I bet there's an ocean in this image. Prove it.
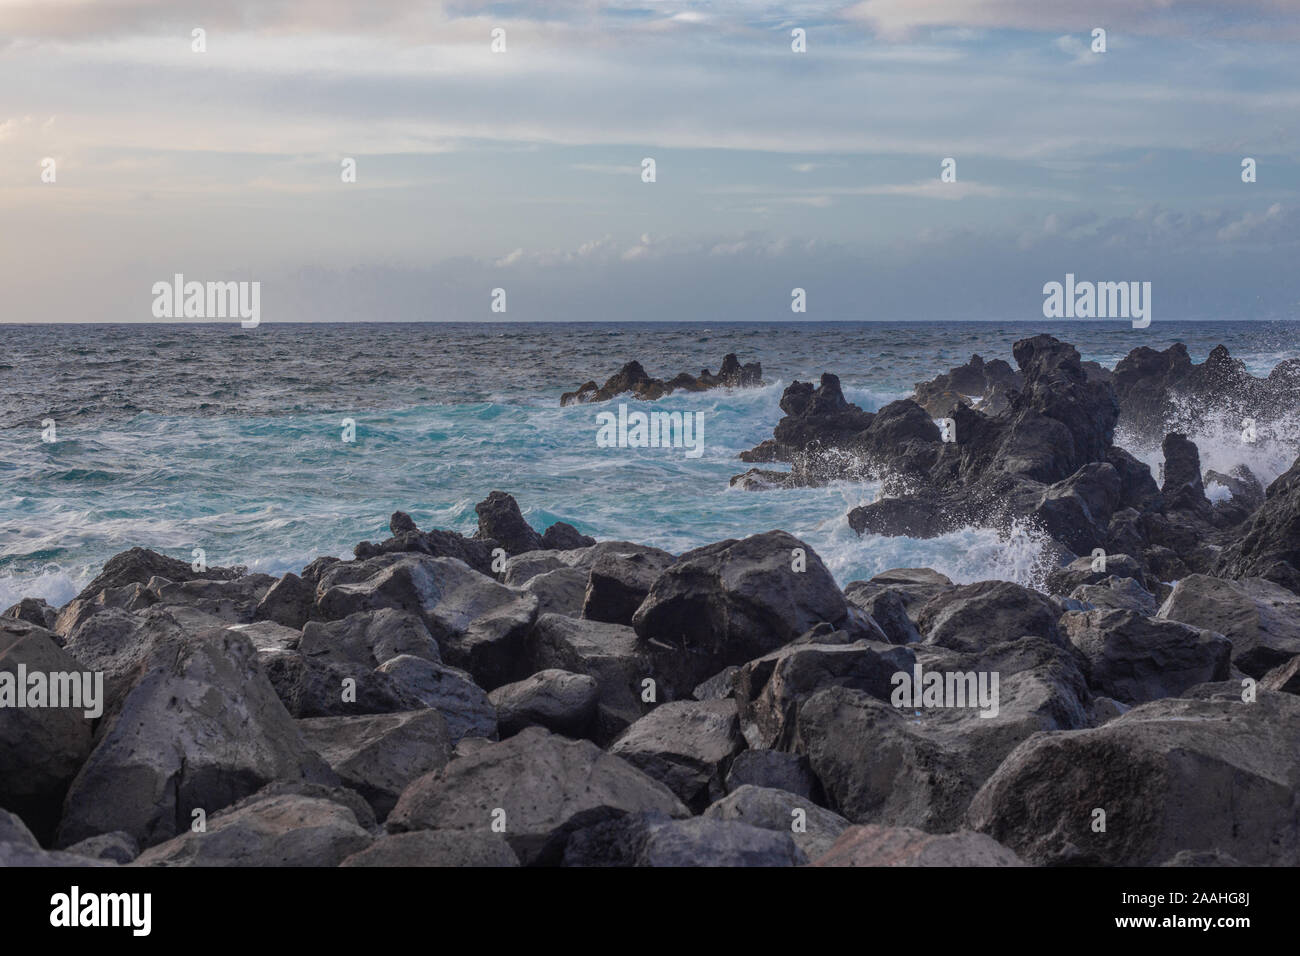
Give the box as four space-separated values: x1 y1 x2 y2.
3 320 1298 609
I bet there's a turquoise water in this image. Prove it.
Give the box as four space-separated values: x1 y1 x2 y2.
3 320 1298 607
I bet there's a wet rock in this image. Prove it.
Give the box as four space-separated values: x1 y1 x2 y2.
1215 452 1300 593
561 355 761 406
915 581 1064 653
72 546 242 603
540 522 596 550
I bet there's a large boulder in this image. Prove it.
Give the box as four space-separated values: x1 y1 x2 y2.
794 636 1090 832
735 639 915 750
915 581 1063 653
724 750 820 800
375 655 497 744
386 727 690 865
1062 609 1231 704
3 597 58 630
525 614 648 744
608 699 744 810
71 547 242 603
474 491 543 555
582 547 675 626
56 626 337 849
1157 574 1300 677
632 531 862 696
0 620 96 841
253 572 316 629
967 685 1300 865
259 650 426 718
488 669 599 738
297 710 452 820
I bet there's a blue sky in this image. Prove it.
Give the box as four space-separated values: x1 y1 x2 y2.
2 0 1298 321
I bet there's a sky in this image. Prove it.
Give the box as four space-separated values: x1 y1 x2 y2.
1 0 1298 322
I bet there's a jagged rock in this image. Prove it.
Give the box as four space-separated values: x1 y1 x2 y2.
1215 452 1300 593
3 597 58 630
55 582 157 636
1261 655 1300 694
151 574 277 625
525 614 647 744
340 830 519 867
474 491 543 555
1062 609 1231 704
632 531 862 696
375 655 497 743
582 547 675 626
297 710 451 820
735 639 916 749
1069 575 1158 615
0 620 96 842
609 699 744 810
386 727 690 865
521 566 588 617
390 511 418 535
724 750 819 800
353 529 499 576
795 635 1090 832
220 620 302 653
915 581 1063 653
1157 574 1300 677
1045 553 1145 596
57 626 337 849
967 685 1300 865
705 785 850 860
540 522 596 550
134 789 373 866
811 824 1024 866
1032 462 1122 554
72 547 242 603
488 669 599 738
254 572 314 629
299 608 440 669
561 355 761 406
315 554 538 689
260 650 426 718
693 666 740 701
848 568 954 612
842 585 919 644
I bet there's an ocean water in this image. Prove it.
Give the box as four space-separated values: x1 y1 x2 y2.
3 320 1299 609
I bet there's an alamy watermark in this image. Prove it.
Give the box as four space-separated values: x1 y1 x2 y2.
891 663 999 718
595 403 704 458
152 274 260 328
1042 273 1150 328
0 665 104 718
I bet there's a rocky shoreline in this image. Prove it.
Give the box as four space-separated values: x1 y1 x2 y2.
3 335 1299 867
